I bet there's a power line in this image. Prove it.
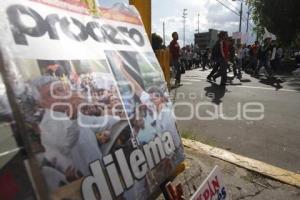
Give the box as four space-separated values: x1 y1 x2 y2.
231 2 255 30
215 0 240 16
215 0 255 31
182 9 187 47
223 0 251 22
214 0 245 20
215 0 257 41
222 0 240 13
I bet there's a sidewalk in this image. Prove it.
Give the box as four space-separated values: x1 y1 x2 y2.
157 141 299 200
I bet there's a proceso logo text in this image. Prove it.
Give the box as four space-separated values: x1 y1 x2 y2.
6 4 145 46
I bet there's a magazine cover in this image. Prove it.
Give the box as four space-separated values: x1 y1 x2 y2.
0 0 184 199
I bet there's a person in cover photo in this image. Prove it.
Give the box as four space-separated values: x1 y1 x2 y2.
31 76 116 190
111 52 182 150
22 59 124 191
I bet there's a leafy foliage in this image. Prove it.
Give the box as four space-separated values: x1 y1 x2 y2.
248 0 300 46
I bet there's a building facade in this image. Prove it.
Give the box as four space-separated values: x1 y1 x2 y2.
194 29 220 50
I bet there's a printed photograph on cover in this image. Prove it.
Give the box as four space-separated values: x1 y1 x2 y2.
105 50 185 192
8 58 136 193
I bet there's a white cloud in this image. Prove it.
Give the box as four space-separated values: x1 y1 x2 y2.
152 0 255 46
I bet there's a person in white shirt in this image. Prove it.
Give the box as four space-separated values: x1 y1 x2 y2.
235 44 243 79
32 76 119 190
113 55 181 148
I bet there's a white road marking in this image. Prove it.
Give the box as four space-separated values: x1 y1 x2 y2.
0 147 22 157
181 79 202 82
179 82 193 85
235 85 298 92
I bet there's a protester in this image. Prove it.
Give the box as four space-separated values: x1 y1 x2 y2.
234 43 243 80
207 31 228 85
275 45 284 71
202 48 210 70
186 48 193 70
181 47 188 71
192 50 200 69
228 38 235 73
246 41 260 75
254 37 274 77
241 44 249 70
207 31 229 86
270 40 277 72
207 48 212 68
169 32 182 86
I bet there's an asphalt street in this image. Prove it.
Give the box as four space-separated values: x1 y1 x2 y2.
172 68 300 173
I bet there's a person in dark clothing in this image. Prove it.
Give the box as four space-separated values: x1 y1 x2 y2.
246 41 259 75
202 48 210 70
169 32 181 86
254 38 273 77
207 31 228 86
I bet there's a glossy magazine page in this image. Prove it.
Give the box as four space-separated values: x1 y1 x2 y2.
0 0 184 199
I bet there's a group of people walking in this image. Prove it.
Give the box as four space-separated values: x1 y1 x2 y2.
169 31 284 88
169 32 213 86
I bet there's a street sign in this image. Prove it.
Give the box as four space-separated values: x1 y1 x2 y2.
190 166 227 200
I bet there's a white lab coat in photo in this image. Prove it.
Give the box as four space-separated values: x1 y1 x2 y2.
39 110 121 189
140 92 181 147
156 103 181 148
39 109 78 173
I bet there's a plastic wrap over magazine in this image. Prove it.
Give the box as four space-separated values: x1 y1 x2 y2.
0 0 184 199
0 77 37 200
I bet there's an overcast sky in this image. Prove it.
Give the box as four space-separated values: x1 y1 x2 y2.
99 0 255 46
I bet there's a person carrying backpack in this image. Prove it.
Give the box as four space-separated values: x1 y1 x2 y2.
207 31 228 86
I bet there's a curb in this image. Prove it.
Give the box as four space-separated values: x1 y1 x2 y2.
182 138 300 188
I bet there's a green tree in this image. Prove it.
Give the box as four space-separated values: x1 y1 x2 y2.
249 0 300 46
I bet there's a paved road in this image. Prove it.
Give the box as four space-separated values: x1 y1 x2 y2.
0 123 18 168
172 68 300 173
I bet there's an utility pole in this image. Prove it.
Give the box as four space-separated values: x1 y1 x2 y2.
182 8 187 47
239 2 243 32
245 10 250 43
163 21 166 46
246 10 250 33
197 13 200 33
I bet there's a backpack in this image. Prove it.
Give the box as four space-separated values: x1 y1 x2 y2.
212 40 221 60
